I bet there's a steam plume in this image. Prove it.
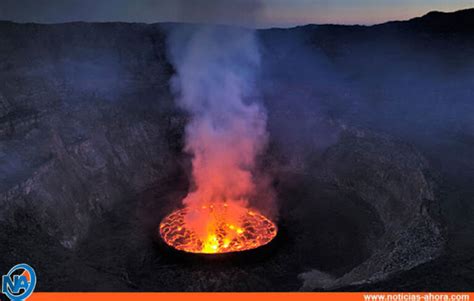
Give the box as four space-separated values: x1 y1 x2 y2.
167 25 270 239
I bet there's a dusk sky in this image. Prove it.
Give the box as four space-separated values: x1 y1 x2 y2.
0 0 473 27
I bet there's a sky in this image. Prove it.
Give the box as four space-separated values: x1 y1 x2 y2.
0 0 473 27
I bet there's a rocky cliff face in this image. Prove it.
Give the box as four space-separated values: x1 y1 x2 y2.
0 22 184 248
299 128 445 290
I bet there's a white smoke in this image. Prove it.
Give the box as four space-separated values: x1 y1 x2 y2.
167 25 273 237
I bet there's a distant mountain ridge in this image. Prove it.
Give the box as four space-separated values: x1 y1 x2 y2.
0 7 473 31
380 7 474 32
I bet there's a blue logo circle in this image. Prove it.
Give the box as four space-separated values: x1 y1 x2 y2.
2 263 36 301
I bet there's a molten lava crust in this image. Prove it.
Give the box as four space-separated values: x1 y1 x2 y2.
159 207 277 254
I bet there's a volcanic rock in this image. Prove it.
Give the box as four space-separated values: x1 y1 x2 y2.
300 128 445 290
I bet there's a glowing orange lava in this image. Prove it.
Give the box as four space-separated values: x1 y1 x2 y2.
159 205 277 254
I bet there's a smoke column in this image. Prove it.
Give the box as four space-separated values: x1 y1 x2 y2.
167 25 271 240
